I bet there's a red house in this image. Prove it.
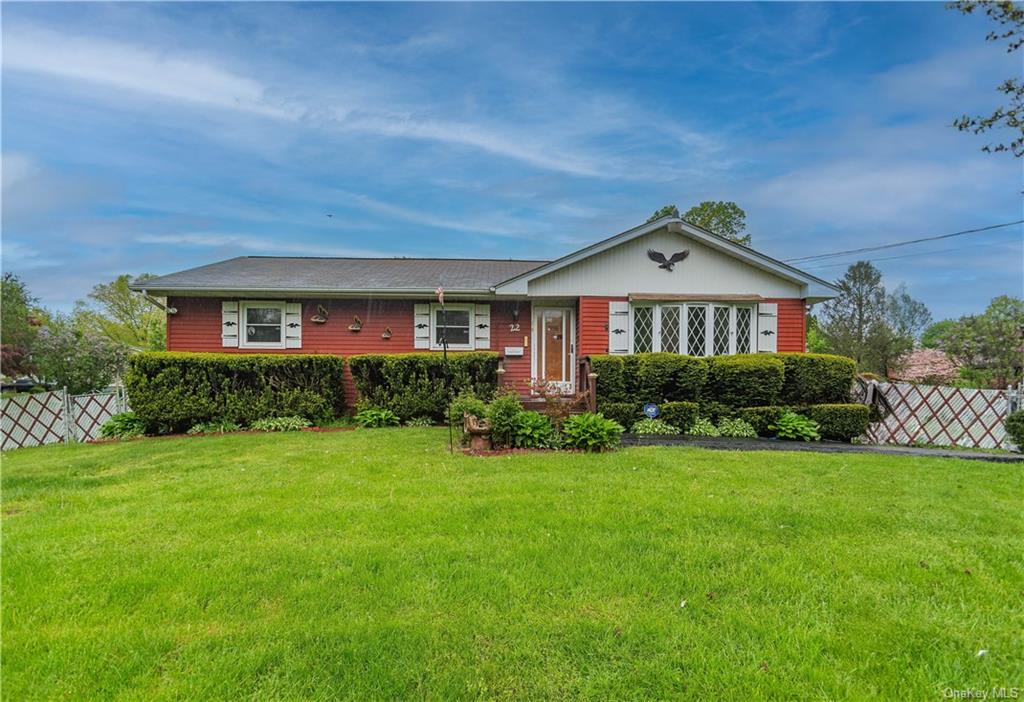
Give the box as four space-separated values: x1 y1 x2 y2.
132 216 839 399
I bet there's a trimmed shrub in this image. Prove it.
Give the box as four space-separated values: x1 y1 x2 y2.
487 391 523 448
778 353 856 405
738 406 791 437
354 407 401 428
770 412 820 441
717 417 758 438
250 416 311 432
99 412 146 439
706 354 784 409
561 413 623 452
630 418 680 435
687 417 721 437
449 391 488 426
1005 410 1024 452
697 400 738 423
598 401 643 430
125 352 346 434
589 354 707 404
349 352 498 422
512 411 558 449
803 404 870 442
659 401 700 431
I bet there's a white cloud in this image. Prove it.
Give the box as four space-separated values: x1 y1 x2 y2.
3 27 300 120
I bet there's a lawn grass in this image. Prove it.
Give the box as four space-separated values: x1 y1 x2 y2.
3 429 1022 700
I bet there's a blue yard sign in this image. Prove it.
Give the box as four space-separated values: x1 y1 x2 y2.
643 403 660 418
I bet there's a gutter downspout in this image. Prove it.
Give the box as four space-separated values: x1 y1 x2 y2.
140 290 177 314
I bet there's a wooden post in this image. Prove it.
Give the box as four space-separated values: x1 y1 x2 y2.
588 373 598 413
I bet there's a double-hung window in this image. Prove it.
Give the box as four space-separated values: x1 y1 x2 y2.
240 301 286 349
632 302 755 356
431 303 473 350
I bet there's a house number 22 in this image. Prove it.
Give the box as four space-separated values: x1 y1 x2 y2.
508 323 521 332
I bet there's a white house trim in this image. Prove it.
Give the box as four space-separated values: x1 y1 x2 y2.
492 216 840 301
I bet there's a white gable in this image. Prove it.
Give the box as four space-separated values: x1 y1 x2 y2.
522 228 803 298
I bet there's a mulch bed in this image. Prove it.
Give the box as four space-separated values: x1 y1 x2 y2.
620 434 1023 463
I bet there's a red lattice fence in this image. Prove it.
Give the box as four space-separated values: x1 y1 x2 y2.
857 381 1018 450
1 388 128 450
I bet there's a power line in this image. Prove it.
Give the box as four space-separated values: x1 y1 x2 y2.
800 236 1022 271
784 220 1023 264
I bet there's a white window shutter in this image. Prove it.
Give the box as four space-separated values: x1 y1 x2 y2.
608 301 630 355
222 301 239 348
414 303 430 349
285 302 302 348
757 303 778 353
473 304 490 350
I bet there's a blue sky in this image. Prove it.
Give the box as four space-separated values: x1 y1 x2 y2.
2 2 1021 319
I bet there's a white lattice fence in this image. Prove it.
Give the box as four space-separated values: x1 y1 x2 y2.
862 382 1014 450
1 388 128 450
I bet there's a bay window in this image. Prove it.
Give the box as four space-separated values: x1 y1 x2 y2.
631 302 755 356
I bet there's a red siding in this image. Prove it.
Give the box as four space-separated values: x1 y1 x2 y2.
167 297 532 402
578 296 627 357
765 298 807 352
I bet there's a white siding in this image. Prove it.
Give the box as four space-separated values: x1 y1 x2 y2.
526 229 802 298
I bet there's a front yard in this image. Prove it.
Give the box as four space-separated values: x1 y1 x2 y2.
3 430 1021 699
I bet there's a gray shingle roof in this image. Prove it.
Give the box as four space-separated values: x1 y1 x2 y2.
132 256 549 294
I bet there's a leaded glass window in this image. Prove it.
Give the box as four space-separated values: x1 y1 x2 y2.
660 306 681 353
713 307 731 355
687 305 707 356
633 306 654 353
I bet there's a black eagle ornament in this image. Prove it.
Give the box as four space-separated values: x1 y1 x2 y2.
647 249 690 271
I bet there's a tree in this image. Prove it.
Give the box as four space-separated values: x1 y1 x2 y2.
920 319 958 349
1 273 42 376
886 284 933 341
940 295 1024 387
32 313 128 394
647 200 751 246
817 261 888 368
75 274 165 351
647 204 680 221
817 262 932 376
950 1 1024 156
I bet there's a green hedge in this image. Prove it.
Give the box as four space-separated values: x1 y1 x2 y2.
738 404 869 442
737 406 790 436
590 352 855 411
660 401 700 431
597 401 643 430
802 404 871 442
590 354 707 404
777 353 856 405
1005 410 1024 451
349 352 498 422
125 352 346 433
706 354 785 409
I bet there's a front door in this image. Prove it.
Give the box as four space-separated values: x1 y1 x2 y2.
534 307 575 393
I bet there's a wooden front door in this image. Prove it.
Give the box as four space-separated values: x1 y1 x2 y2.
534 307 574 393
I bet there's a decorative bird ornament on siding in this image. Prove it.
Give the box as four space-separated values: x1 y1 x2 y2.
647 249 690 271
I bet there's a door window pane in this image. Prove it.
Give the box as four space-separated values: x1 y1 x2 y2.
543 312 565 381
687 306 707 356
633 306 654 353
